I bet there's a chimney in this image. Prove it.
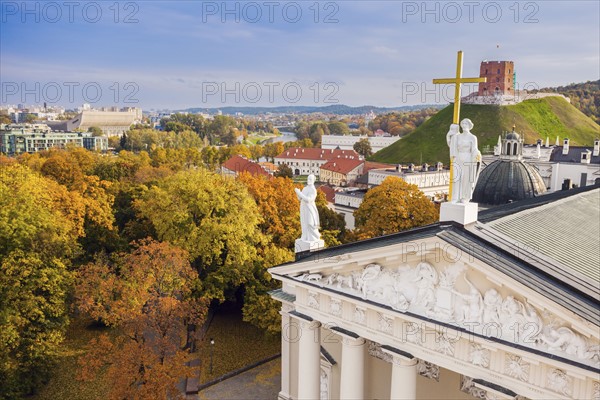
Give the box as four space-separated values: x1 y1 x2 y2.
536 142 541 159
594 139 600 156
436 161 443 171
562 138 570 155
555 136 560 147
581 150 591 164
545 137 549 148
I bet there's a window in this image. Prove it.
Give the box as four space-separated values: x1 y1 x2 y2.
485 69 488 74
513 143 518 155
496 77 500 82
506 143 511 155
497 69 500 74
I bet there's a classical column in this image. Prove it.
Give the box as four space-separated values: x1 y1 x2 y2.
278 305 294 400
297 319 321 400
339 336 366 400
389 355 418 400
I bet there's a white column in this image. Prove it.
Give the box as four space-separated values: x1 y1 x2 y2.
390 355 418 400
297 320 321 400
339 336 366 400
278 305 293 400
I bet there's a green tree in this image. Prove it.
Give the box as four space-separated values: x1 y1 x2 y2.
88 126 103 136
0 165 84 397
328 121 350 136
134 169 264 302
354 177 438 239
353 138 373 157
274 163 293 179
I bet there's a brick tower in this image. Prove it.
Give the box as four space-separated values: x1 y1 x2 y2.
478 61 515 96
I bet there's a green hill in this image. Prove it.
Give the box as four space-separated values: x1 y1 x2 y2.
370 96 600 164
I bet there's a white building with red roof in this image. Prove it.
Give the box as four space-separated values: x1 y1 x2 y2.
319 156 364 186
274 148 360 177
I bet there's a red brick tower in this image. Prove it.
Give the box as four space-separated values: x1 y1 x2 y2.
478 61 514 96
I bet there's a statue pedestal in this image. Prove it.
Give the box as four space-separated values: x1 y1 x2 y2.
295 239 325 254
440 202 478 225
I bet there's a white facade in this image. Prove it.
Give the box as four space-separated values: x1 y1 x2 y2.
321 135 400 153
368 169 450 200
333 191 366 229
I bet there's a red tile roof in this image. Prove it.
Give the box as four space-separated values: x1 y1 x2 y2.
320 157 363 174
222 155 271 178
317 185 336 203
275 147 359 161
364 161 395 172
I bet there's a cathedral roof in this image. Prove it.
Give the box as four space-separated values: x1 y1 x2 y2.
472 159 547 205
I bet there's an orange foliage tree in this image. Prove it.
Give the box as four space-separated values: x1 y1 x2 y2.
76 239 208 399
354 177 438 239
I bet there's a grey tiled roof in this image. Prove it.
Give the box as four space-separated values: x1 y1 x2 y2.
550 146 600 164
268 288 296 303
486 188 600 284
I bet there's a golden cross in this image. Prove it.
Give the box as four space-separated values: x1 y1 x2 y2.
433 51 486 124
432 51 486 200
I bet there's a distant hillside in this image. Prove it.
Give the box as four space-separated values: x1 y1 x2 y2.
533 80 599 124
182 104 442 116
370 96 600 164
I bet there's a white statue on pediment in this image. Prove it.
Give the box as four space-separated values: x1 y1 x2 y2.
295 174 321 242
447 119 481 203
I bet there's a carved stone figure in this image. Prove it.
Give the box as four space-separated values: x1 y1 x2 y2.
412 262 438 311
378 313 393 333
547 369 572 396
436 332 455 356
447 119 480 203
368 341 393 363
542 326 590 359
354 307 366 324
454 275 483 323
295 174 321 242
308 292 319 309
469 344 490 368
505 354 529 382
417 360 440 381
482 289 502 324
330 299 342 316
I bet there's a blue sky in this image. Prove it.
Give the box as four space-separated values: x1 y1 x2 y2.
1 1 598 109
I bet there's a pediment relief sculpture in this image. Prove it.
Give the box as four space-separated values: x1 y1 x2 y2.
294 261 600 368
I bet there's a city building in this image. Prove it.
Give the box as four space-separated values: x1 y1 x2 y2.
333 189 367 229
482 134 600 193
274 148 360 177
319 157 364 187
44 107 142 137
321 135 400 153
367 163 449 200
0 123 108 154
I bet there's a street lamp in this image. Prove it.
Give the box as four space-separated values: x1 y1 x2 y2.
209 338 214 375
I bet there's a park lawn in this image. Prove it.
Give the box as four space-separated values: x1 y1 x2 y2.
197 309 280 383
30 317 115 400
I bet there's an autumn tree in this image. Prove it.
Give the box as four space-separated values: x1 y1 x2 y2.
353 177 438 239
0 164 84 397
353 138 373 157
274 163 293 179
263 142 284 162
76 239 207 400
134 169 264 302
238 172 300 250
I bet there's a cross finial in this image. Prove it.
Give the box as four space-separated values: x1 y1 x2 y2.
433 51 487 124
